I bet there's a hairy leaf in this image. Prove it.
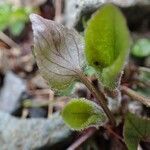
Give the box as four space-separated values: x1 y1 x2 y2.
61 98 107 130
124 113 150 150
85 4 131 89
30 14 84 90
131 39 150 58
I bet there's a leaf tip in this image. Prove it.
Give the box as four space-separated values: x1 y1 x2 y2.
29 13 47 34
30 13 40 24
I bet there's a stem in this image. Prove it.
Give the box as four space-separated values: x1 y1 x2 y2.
104 126 127 150
133 78 150 88
0 31 18 48
77 71 116 126
121 86 150 107
48 90 54 118
67 128 96 150
21 108 29 119
54 0 62 23
104 126 124 142
139 67 150 73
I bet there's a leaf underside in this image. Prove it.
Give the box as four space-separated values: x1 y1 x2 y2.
124 113 150 150
30 14 84 90
85 3 131 90
61 98 107 130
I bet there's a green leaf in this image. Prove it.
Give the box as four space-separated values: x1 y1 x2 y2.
30 14 84 90
0 3 32 35
57 81 75 96
85 3 131 90
84 66 96 76
131 39 150 58
0 3 11 30
9 21 25 36
124 113 150 150
61 98 107 130
135 68 150 97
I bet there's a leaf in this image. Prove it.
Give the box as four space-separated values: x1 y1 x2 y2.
30 14 84 90
57 82 75 96
0 3 32 36
85 4 131 90
131 39 150 58
10 21 25 36
61 98 107 130
136 69 150 97
0 3 11 30
124 112 150 150
84 66 96 76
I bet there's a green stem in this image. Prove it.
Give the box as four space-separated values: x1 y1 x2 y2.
121 86 150 107
77 71 116 126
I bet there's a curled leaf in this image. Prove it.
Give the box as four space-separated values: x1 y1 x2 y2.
30 14 84 90
85 4 131 90
61 98 107 131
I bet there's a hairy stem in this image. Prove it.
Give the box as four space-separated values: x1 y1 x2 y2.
77 71 116 126
121 86 150 107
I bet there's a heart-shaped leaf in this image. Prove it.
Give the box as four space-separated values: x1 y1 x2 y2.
85 4 131 90
61 98 107 130
30 14 84 90
124 113 150 150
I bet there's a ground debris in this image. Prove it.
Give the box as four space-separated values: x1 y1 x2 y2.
0 111 71 149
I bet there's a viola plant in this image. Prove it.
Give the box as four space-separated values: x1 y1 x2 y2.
30 3 150 150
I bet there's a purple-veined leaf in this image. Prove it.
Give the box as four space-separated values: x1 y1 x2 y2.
30 14 84 90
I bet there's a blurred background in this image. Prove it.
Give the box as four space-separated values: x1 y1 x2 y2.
0 0 150 149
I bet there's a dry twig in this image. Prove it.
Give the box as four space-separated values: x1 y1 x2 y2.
121 86 150 107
